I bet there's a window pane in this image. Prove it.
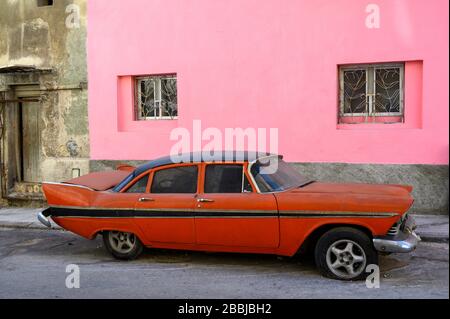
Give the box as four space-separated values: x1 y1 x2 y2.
126 174 149 193
161 77 177 117
375 68 401 113
205 165 243 193
136 75 177 120
139 79 156 118
151 166 197 193
342 69 367 114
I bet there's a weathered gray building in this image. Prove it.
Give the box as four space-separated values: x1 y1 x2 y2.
0 0 88 205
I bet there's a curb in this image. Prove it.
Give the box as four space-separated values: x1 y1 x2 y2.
0 221 62 231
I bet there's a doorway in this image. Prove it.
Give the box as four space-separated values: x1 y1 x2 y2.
0 84 43 199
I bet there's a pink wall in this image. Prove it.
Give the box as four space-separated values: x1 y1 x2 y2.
87 0 449 164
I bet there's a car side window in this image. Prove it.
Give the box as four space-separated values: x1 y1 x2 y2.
205 164 249 193
151 166 198 193
125 174 149 193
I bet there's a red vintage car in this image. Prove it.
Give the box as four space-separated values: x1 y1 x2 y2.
38 152 420 280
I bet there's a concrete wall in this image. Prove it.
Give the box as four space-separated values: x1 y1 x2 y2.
291 163 449 214
0 0 89 204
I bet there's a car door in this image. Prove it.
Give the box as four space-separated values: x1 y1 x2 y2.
133 164 199 244
194 163 279 248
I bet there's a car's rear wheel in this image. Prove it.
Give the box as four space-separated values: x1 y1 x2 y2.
103 230 143 260
314 227 378 281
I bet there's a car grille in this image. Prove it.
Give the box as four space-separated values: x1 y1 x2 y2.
387 214 409 236
387 224 400 236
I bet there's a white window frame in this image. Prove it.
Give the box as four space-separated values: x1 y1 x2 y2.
339 63 404 118
135 75 177 120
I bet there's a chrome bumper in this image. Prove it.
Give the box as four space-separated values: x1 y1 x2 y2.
373 215 421 253
37 209 52 228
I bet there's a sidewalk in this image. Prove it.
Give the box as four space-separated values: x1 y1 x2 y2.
0 207 448 243
0 207 62 231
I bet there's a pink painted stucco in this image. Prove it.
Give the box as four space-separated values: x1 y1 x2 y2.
87 0 449 164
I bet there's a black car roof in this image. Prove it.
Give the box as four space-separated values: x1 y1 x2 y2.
134 151 278 176
112 151 278 192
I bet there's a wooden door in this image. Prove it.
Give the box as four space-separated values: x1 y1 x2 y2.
21 101 41 182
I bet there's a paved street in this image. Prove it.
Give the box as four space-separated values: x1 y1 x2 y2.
0 227 448 299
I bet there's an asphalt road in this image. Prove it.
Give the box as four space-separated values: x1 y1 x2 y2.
0 227 448 299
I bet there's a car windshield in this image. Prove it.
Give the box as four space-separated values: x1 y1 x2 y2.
250 156 311 192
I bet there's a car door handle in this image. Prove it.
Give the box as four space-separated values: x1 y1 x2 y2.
138 197 154 202
197 198 214 203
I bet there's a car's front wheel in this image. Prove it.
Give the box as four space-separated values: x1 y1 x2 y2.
314 227 378 280
103 230 144 260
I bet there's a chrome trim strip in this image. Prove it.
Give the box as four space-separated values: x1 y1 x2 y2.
48 205 278 214
279 215 392 219
56 215 277 219
50 205 195 212
280 210 398 217
198 209 278 214
42 181 95 192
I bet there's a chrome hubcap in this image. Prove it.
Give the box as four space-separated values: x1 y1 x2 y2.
326 239 366 279
108 231 136 254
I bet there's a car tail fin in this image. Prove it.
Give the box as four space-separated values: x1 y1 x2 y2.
392 184 413 193
42 182 95 207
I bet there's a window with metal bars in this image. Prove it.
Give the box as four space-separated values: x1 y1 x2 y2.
135 75 177 120
339 63 404 124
